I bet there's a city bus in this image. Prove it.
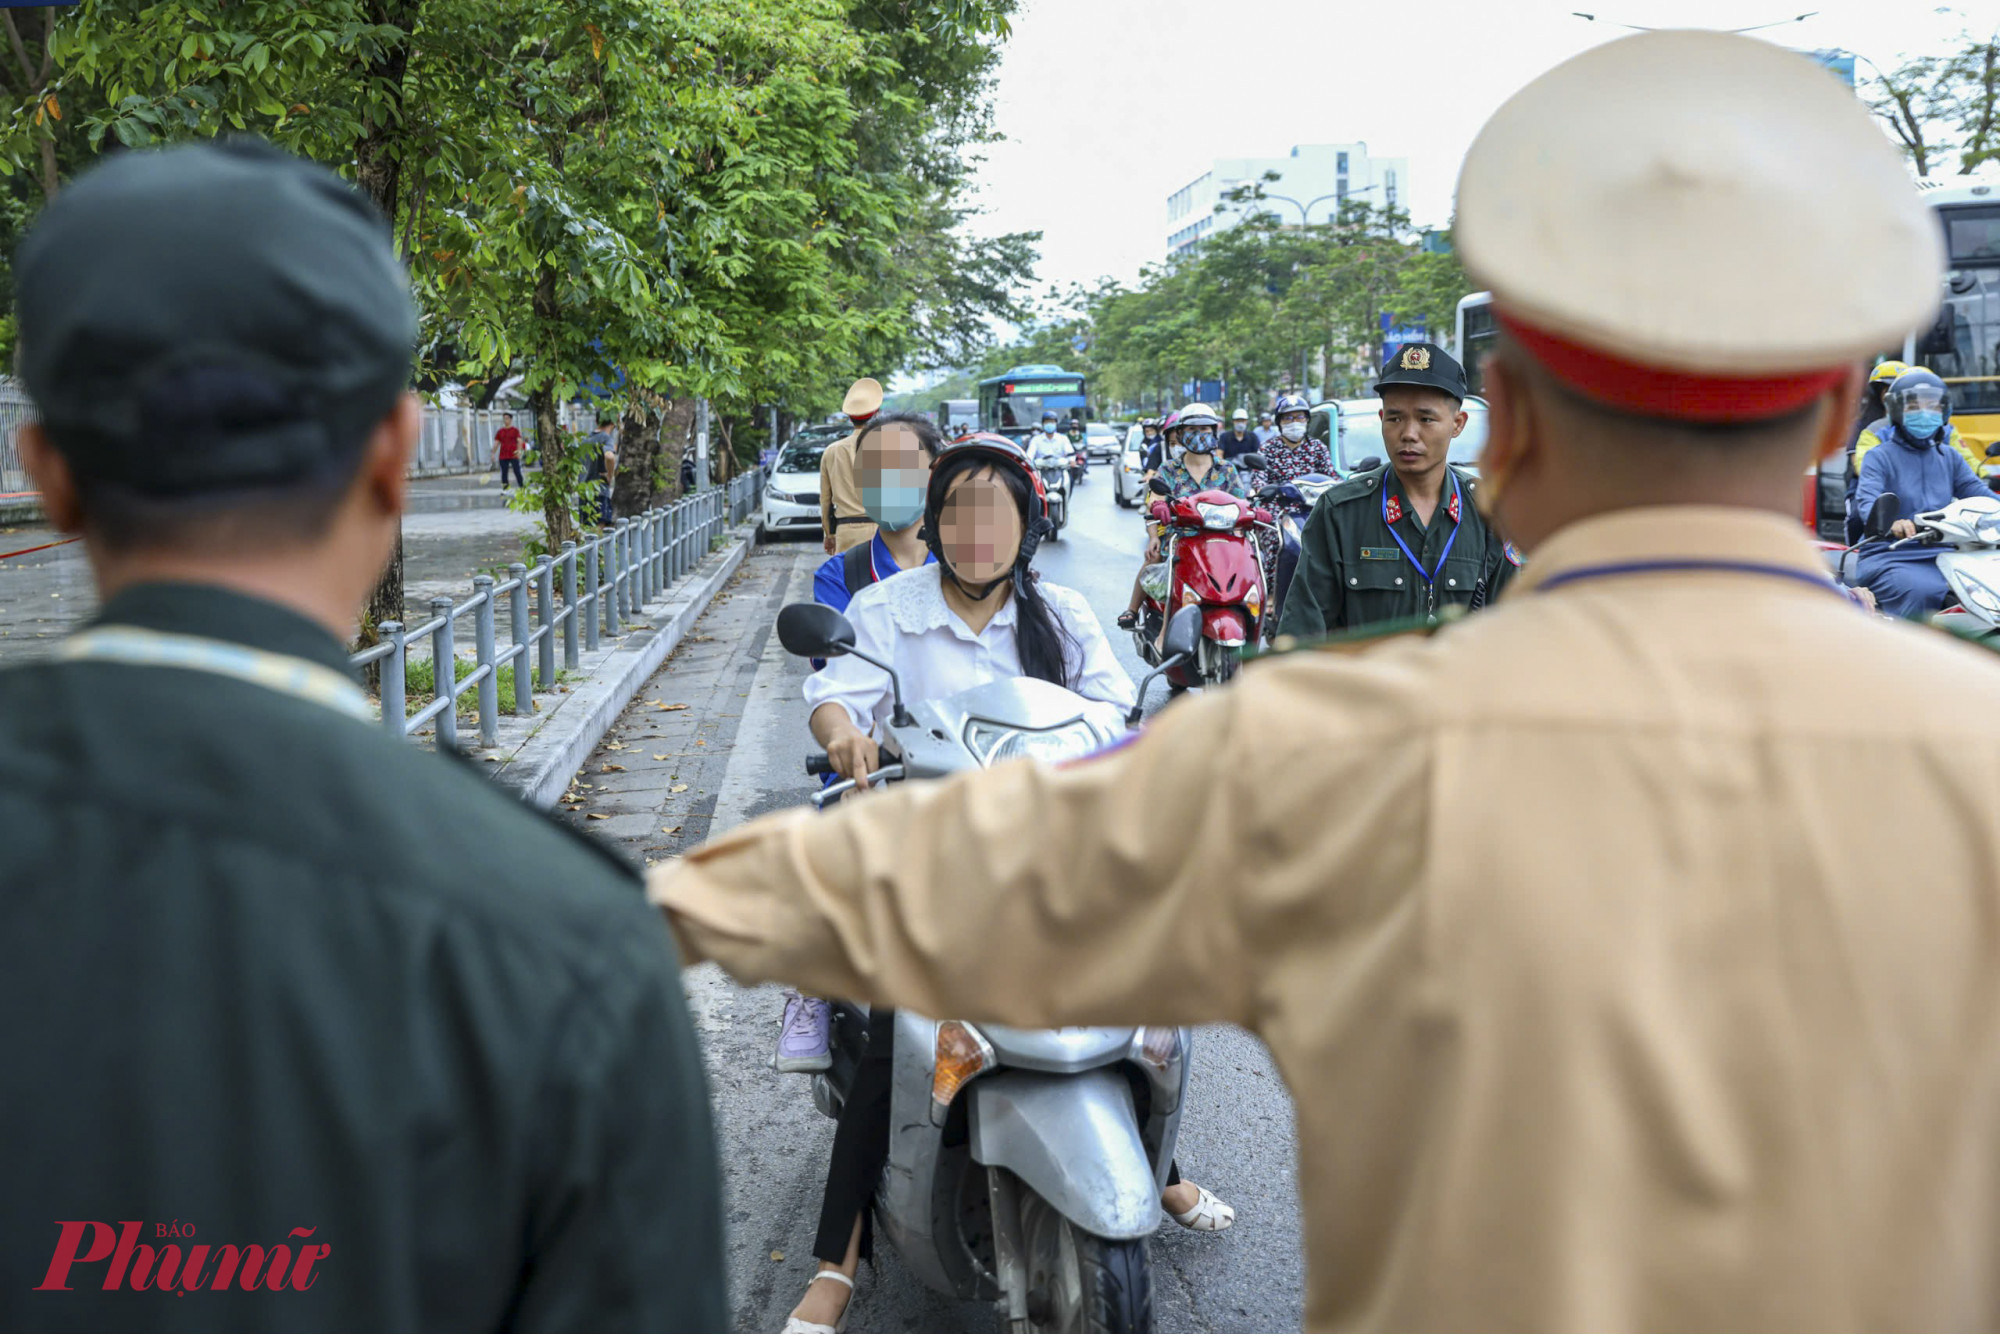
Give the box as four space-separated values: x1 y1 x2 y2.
1912 177 2000 459
976 364 1088 443
1454 291 1498 396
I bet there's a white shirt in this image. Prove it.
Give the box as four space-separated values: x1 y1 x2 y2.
1028 431 1071 466
804 564 1135 736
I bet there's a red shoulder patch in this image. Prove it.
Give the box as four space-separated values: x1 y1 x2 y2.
1384 494 1403 525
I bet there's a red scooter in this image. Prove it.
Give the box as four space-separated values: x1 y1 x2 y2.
1131 476 1270 689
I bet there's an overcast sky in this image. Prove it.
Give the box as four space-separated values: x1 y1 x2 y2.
961 0 1978 301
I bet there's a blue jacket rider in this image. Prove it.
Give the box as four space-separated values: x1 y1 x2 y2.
1853 368 1986 620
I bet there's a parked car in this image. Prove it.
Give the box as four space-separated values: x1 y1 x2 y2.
1308 396 1491 476
1114 424 1152 508
1084 421 1123 460
760 424 847 537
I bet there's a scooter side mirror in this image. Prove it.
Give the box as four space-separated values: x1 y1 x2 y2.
1148 476 1171 497
1985 440 2000 458
1355 456 1384 472
777 602 856 658
1255 484 1282 502
1238 452 1270 471
1161 604 1202 661
1864 492 1901 539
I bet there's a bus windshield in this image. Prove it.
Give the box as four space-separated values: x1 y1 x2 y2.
1922 205 2000 415
979 368 1087 437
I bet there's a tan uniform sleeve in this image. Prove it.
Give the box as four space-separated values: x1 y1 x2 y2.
817 443 839 533
649 656 1427 1031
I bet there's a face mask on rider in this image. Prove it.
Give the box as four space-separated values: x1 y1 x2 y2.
1279 421 1307 443
858 423 931 531
1902 409 1946 441
937 471 1024 591
1180 428 1216 456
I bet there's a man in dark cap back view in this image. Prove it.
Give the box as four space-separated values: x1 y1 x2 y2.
0 140 725 1333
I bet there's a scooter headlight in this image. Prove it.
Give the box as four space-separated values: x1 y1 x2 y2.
1197 502 1238 530
1957 572 2000 615
1976 514 2000 545
963 719 1102 766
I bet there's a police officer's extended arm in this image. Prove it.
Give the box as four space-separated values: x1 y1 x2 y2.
1276 502 1343 639
650 666 1421 1030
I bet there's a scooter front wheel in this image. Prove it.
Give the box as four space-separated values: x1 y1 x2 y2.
1016 1190 1153 1334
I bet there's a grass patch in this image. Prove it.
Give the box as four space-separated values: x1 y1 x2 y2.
403 655 525 718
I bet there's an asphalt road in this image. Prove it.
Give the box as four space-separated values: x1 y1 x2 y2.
567 473 1304 1334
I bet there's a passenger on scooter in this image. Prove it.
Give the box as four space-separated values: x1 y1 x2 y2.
1851 362 1988 492
776 413 943 1076
1143 409 1178 475
1253 392 1335 582
1852 368 1988 620
1116 403 1251 632
782 436 1231 1334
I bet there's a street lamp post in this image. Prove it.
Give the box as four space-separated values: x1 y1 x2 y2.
1263 183 1378 227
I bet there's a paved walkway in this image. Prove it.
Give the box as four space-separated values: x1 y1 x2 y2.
0 473 537 663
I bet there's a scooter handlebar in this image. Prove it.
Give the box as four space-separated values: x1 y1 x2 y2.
805 746 883 776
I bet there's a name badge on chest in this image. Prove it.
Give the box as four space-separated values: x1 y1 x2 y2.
1359 547 1402 561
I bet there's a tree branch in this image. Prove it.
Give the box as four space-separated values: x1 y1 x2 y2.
2 12 37 96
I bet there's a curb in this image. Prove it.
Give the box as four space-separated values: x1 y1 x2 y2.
490 522 756 808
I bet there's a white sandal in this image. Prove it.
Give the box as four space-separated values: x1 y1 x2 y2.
1169 1185 1237 1233
781 1269 855 1334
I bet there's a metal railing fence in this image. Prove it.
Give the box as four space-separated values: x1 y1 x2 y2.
352 470 763 747
1 381 36 495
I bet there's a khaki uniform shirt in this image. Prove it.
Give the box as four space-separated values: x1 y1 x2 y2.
654 505 2000 1334
817 431 876 553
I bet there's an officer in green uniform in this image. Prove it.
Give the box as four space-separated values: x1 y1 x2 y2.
0 141 724 1332
1276 341 1518 640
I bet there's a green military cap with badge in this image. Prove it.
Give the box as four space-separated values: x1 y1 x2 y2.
1376 341 1467 401
15 137 417 499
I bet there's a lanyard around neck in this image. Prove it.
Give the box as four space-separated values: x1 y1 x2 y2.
53 626 376 724
1383 473 1459 585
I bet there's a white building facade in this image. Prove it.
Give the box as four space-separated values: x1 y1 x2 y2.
1165 142 1409 256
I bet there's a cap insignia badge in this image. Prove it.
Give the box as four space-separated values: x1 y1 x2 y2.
1401 346 1431 371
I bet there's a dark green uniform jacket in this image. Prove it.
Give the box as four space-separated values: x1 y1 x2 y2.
1276 463 1518 638
0 584 724 1334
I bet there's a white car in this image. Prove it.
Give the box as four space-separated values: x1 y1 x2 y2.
1114 424 1154 508
1084 421 1123 460
760 427 844 537
1311 396 1490 476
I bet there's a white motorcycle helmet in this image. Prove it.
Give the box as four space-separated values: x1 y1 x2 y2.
1175 403 1223 455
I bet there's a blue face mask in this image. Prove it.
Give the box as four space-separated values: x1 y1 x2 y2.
863 482 926 531
1902 409 1945 441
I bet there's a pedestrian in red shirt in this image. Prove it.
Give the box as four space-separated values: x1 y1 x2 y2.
495 414 525 489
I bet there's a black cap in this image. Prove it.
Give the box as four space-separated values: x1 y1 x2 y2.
1374 341 1467 401
16 139 417 497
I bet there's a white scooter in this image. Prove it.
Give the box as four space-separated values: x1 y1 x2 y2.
776 601 1202 1334
1881 491 2000 640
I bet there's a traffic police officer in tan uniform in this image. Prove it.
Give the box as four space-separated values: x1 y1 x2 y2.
654 32 2000 1334
818 377 884 555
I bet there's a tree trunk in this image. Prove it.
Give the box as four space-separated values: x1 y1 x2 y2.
529 265 576 547
351 0 419 659
611 401 663 516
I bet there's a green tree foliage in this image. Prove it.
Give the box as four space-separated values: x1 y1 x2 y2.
0 0 1032 625
1865 27 2000 177
977 192 1471 418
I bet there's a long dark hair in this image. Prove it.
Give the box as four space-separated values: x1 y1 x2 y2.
925 449 1079 688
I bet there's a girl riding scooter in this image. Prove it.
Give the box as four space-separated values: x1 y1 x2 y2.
785 436 1235 1334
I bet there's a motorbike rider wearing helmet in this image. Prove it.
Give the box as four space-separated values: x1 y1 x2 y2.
1027 409 1070 471
1117 402 1252 633
1253 393 1336 586
1144 409 1179 475
1852 368 1990 620
784 436 1230 1334
1841 360 1908 541
1852 362 1986 483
